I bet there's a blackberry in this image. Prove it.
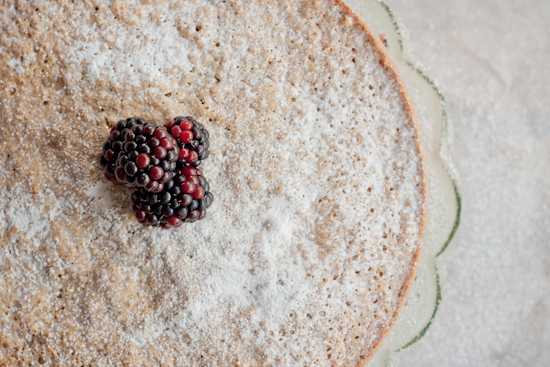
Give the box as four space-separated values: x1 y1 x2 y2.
165 116 210 168
101 116 214 229
101 118 179 192
131 167 213 228
100 117 146 184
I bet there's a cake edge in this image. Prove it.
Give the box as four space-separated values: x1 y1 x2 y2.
331 0 428 364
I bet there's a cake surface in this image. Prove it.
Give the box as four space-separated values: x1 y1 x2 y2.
0 0 426 366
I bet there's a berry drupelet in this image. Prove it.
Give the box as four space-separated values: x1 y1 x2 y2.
165 116 210 168
131 166 214 228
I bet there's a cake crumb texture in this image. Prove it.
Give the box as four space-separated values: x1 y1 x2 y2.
0 0 425 366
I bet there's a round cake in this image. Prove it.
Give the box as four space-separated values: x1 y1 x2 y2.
0 0 426 365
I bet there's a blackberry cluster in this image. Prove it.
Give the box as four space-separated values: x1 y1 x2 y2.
131 166 214 228
100 116 214 229
100 117 146 184
165 116 210 168
100 118 179 192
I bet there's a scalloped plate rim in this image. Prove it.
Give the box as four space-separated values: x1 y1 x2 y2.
354 0 463 365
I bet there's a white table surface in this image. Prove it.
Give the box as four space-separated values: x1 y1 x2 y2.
378 0 550 366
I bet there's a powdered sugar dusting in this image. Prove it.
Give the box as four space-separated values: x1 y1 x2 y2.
7 58 25 75
0 0 425 365
68 17 196 86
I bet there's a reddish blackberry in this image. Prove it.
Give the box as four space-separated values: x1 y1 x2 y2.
165 116 210 168
131 167 213 228
102 119 179 192
101 116 213 228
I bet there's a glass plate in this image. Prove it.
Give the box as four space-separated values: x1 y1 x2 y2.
344 1 462 366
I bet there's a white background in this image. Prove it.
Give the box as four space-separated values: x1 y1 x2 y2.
381 0 550 366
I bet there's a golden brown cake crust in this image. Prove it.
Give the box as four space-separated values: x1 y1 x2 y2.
0 0 426 365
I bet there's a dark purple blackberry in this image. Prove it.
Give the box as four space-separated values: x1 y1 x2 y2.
100 117 146 183
100 116 214 228
131 168 213 229
102 119 180 192
164 116 210 168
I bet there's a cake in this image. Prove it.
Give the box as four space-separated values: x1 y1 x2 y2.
0 0 426 365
